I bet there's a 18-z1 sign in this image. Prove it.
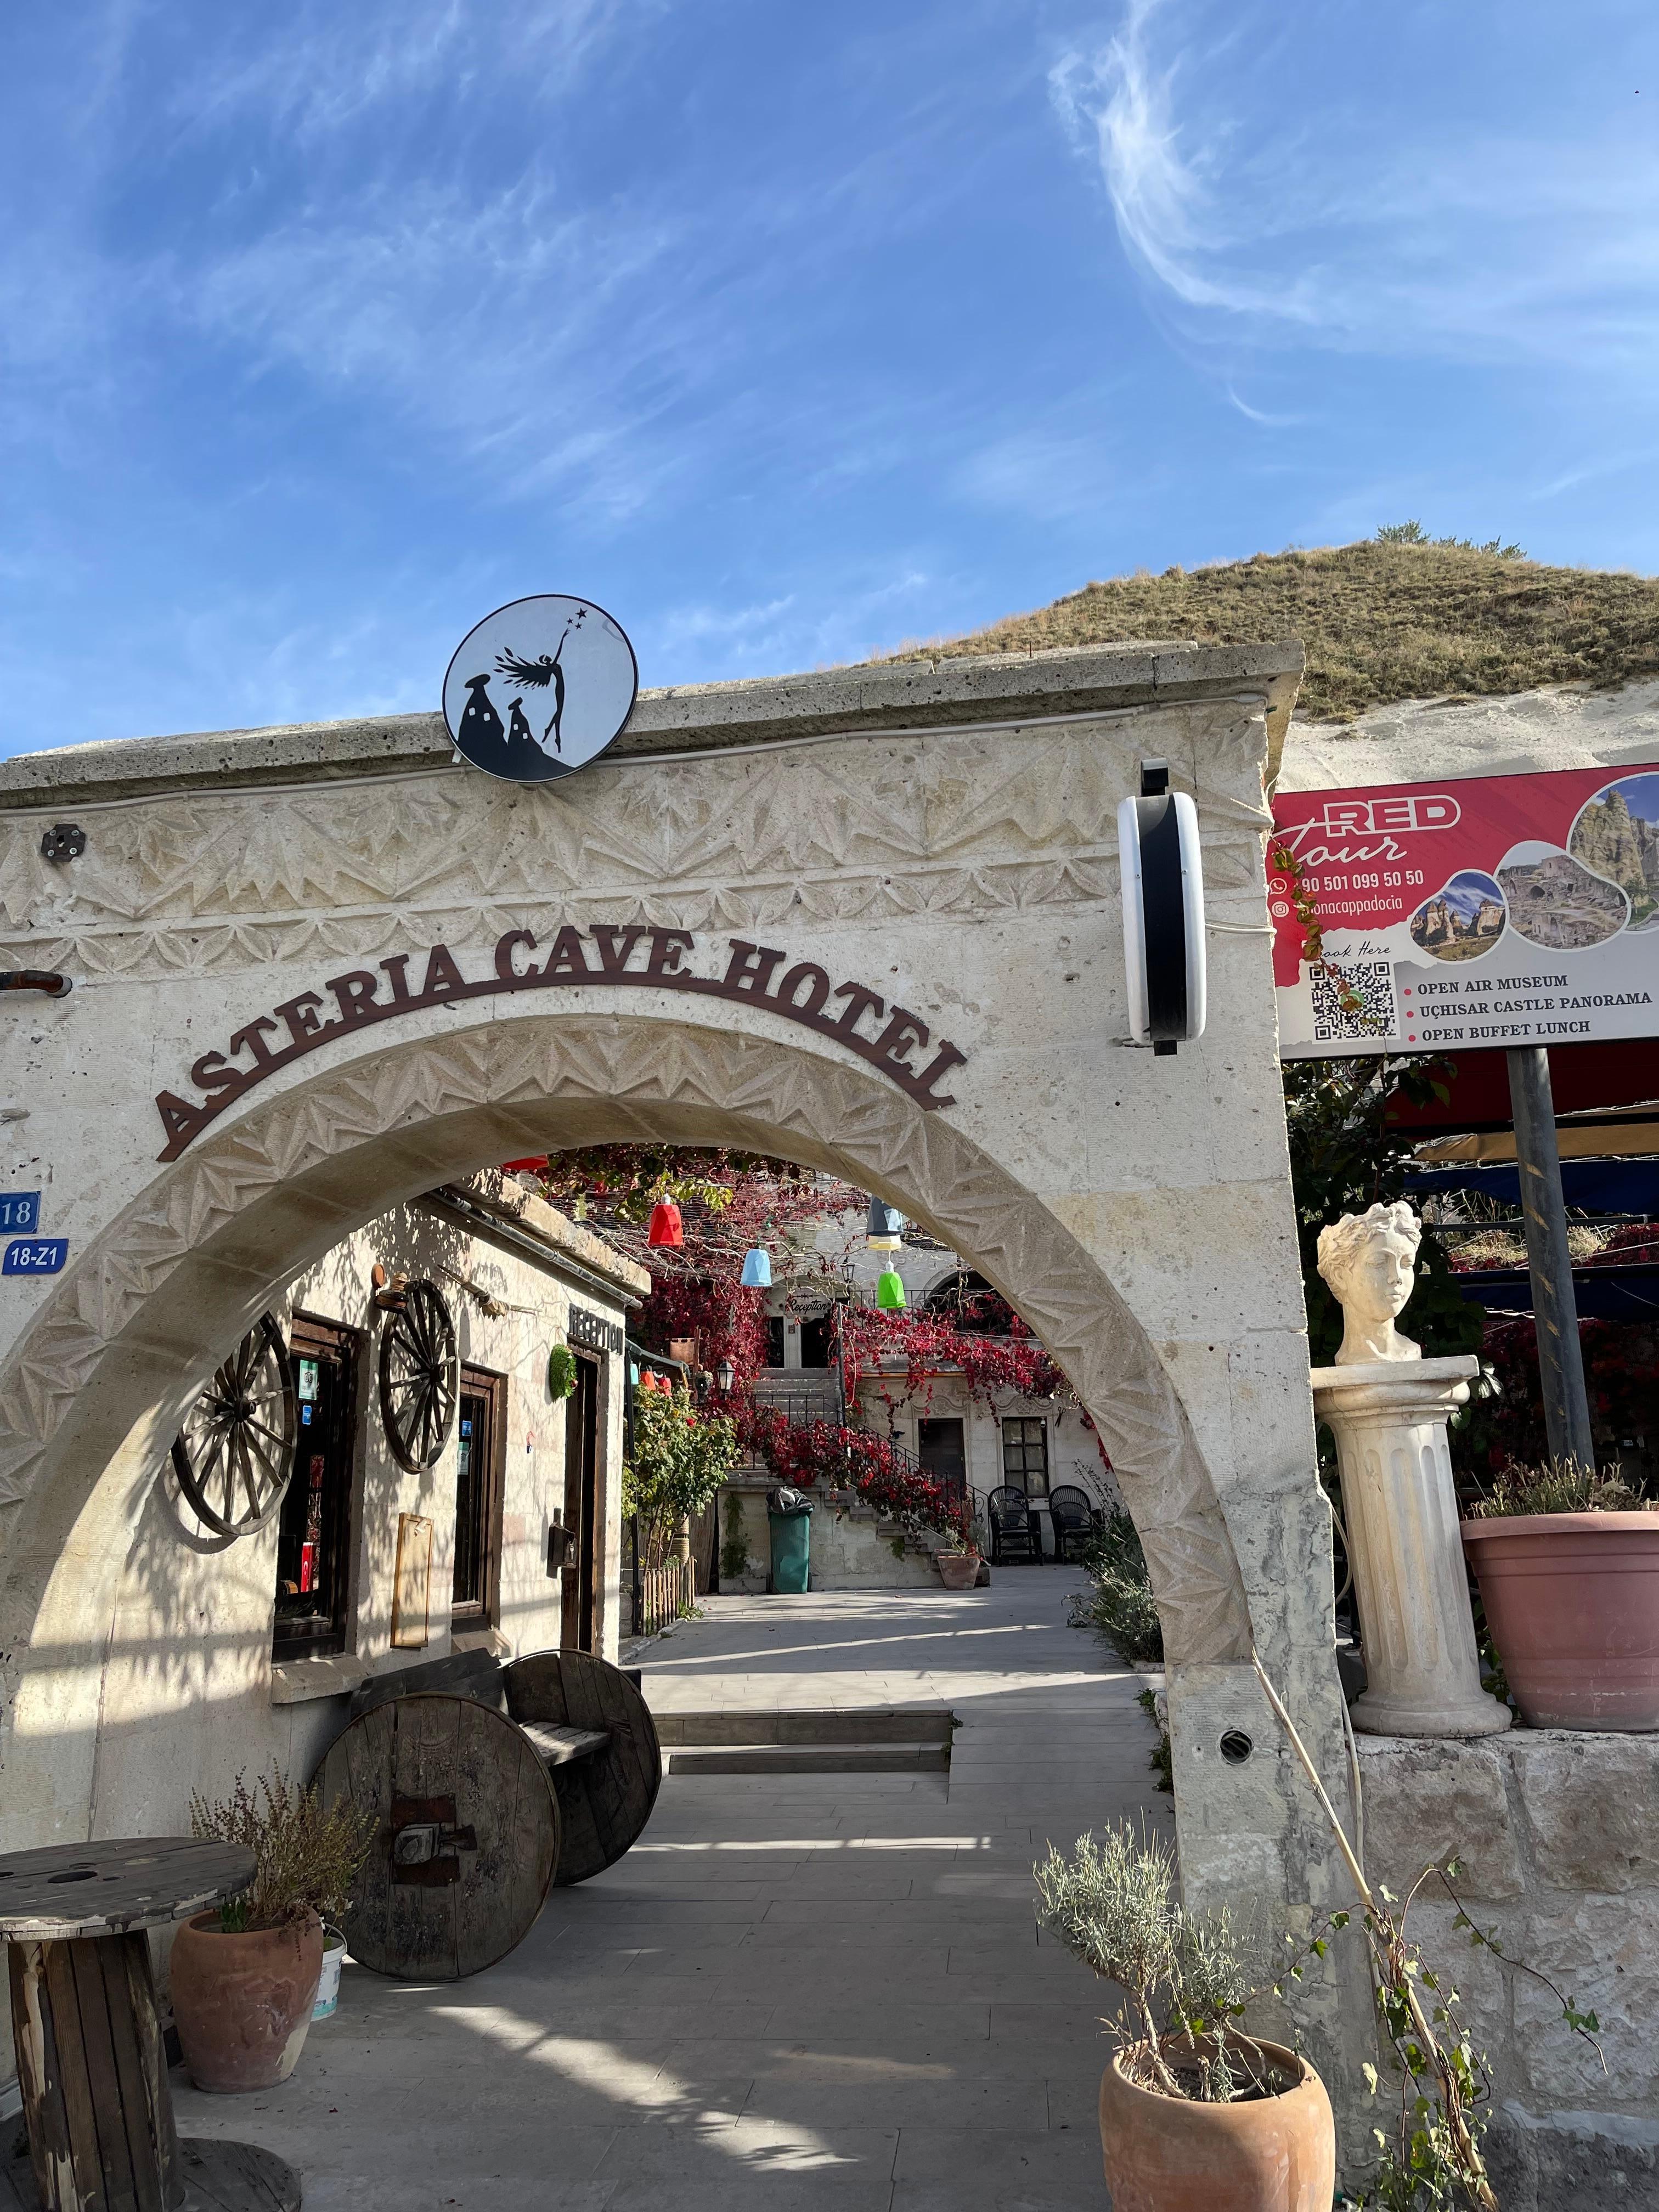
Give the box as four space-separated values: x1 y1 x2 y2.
443 595 637 783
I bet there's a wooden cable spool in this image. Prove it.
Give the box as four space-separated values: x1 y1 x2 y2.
501 1650 661 1886
314 1694 557 1981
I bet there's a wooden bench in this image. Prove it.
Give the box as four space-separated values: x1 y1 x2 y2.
318 1644 662 1979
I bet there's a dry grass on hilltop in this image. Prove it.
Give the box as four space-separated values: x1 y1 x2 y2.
878 540 1659 721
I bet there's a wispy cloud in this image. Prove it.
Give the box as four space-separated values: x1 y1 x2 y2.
1051 0 1659 373
168 1 655 145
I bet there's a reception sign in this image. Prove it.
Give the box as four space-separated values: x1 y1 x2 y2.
1271 763 1659 1058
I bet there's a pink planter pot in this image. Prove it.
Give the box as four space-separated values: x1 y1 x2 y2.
170 1910 324 2092
1462 1511 1659 1729
936 1552 981 1591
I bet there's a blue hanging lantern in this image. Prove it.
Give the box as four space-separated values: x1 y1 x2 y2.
876 1266 907 1311
740 1246 772 1288
866 1197 905 1251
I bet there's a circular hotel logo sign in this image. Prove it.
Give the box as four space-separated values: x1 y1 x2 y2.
442 595 638 783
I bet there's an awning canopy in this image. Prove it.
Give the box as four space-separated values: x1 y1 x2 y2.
1409 1158 1659 1212
1451 1262 1659 1322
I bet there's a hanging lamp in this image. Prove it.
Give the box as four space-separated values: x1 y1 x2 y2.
646 1198 684 1248
876 1266 907 1311
866 1197 905 1251
740 1246 772 1288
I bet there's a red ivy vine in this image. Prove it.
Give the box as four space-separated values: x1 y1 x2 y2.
742 1407 974 1543
1270 839 1373 1025
838 1305 1071 1417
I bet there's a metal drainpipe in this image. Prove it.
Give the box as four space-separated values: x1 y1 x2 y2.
0 972 72 995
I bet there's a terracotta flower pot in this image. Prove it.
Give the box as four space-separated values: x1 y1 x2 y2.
170 1910 324 2092
1462 1510 1659 1729
1097 2036 1334 2212
936 1551 980 1590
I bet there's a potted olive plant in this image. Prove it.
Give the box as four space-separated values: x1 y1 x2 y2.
1463 1458 1659 1728
1035 1821 1335 2212
171 1769 376 2092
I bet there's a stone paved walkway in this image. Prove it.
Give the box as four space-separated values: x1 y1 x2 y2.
173 1571 1166 2211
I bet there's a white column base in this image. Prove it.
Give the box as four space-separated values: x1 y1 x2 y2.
1312 1355 1512 1741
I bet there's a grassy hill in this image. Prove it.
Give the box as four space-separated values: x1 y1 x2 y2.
881 538 1659 722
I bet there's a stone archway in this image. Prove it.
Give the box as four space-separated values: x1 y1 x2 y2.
0 1012 1256 1844
0 637 1364 2097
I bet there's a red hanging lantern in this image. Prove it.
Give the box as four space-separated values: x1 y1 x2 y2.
647 1198 684 1249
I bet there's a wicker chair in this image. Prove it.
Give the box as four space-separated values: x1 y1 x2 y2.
986 1485 1039 1565
1047 1485 1100 1565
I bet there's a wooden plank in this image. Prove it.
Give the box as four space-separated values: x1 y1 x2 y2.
386 1699 456 1978
116 1934 175 2212
9 1943 70 2212
0 1841 253 1943
514 1723 610 1767
174 2138 301 2211
390 1514 433 1650
66 1940 139 2212
42 1939 107 2212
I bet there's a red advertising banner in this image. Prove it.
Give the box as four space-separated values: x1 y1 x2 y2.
1270 763 1659 1058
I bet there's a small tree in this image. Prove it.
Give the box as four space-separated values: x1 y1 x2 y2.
624 1381 740 1568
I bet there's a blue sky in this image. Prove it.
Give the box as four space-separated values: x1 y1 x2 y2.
2 1 1655 752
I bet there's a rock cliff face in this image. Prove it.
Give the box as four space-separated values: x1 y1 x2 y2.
1571 788 1659 923
1497 851 1628 947
1410 893 1505 957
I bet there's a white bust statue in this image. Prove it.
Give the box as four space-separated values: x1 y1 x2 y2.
1316 1201 1424 1365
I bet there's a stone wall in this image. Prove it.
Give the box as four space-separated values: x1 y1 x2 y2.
718 1474 947 1592
1355 1732 1659 2207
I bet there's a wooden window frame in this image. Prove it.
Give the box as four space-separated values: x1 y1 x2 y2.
453 1364 507 1630
562 1348 601 1654
272 1313 363 1662
1000 1414 1049 1496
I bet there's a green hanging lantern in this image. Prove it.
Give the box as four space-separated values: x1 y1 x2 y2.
876 1267 907 1311
547 1344 577 1400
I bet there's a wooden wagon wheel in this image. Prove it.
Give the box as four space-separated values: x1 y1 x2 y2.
379 1278 459 1471
503 1650 662 1885
170 1312 298 1538
313 1694 558 1980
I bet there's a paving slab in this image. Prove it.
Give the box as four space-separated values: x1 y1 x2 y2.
173 1571 1162 2209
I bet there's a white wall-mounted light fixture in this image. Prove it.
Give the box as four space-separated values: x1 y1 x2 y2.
1116 758 1207 1056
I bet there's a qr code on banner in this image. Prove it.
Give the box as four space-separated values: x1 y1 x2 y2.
1309 960 1398 1043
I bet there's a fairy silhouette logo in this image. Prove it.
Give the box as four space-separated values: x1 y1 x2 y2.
442 595 639 783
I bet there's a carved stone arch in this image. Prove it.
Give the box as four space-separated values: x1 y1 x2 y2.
0 1011 1251 1843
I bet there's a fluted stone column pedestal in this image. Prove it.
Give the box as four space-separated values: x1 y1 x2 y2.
1312 1355 1511 1738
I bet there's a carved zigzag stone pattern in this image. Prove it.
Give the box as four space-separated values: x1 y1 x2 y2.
0 1019 1251 1664
1 713 1271 980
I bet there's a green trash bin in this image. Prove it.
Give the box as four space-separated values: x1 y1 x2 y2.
768 1486 814 1594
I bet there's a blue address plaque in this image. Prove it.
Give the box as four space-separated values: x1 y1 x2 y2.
3 1238 67 1276
0 1193 41 1233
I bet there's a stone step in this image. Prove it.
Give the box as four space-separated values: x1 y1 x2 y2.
652 1705 956 1747
664 1741 951 1775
